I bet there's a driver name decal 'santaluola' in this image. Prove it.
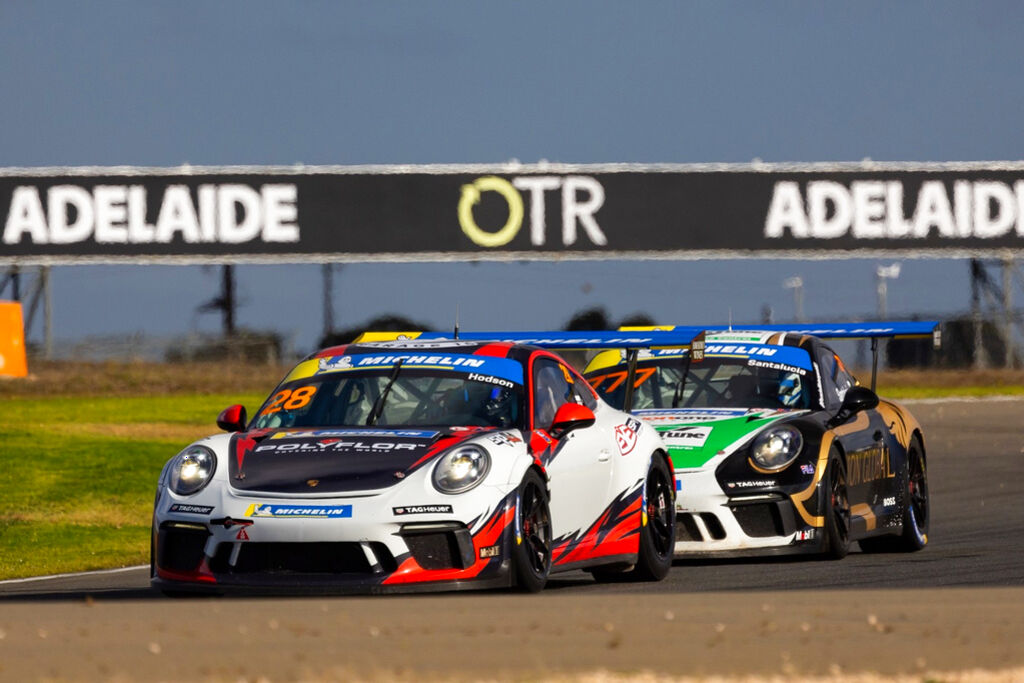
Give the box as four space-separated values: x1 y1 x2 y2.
287 353 525 385
702 343 812 375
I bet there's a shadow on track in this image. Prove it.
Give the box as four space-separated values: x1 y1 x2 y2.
0 588 159 602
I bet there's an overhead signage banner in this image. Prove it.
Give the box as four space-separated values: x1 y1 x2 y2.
2 163 1024 264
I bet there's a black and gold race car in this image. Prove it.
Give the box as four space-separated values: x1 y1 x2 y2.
582 322 938 559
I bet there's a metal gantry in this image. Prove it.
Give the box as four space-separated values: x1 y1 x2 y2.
969 257 1022 369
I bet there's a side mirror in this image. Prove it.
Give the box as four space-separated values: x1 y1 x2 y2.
828 386 878 428
548 403 596 439
217 404 247 432
841 385 879 413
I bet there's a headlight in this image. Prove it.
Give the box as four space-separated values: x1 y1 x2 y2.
432 445 491 494
168 445 217 496
749 426 803 472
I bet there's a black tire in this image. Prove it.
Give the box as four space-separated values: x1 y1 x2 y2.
822 447 850 560
859 435 929 553
592 454 675 582
512 469 552 592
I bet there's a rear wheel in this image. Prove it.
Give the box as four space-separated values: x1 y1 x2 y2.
512 469 552 592
592 454 675 582
859 435 929 552
822 447 850 560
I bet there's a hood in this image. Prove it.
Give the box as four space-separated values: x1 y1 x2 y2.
227 427 486 494
633 407 805 469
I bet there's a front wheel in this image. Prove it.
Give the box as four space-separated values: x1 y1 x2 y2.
592 454 675 582
822 447 850 560
512 469 552 592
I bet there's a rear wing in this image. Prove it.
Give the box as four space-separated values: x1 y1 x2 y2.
352 330 698 412
352 329 700 349
621 320 942 393
620 321 941 345
352 321 940 406
354 322 940 351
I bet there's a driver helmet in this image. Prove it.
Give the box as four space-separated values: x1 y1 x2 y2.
483 386 514 427
777 372 803 407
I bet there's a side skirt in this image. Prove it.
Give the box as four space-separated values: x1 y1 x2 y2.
550 553 637 574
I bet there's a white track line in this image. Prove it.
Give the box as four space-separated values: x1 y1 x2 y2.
0 565 147 586
899 395 1024 404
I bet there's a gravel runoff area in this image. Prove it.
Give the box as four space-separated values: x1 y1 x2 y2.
1 588 1023 681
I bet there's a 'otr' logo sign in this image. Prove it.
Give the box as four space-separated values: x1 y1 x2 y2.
457 175 608 248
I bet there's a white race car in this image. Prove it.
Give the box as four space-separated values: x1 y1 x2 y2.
152 335 675 594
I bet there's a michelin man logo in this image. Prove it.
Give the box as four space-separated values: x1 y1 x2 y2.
318 355 353 372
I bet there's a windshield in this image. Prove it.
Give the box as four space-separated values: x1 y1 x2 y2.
251 367 524 430
586 347 816 411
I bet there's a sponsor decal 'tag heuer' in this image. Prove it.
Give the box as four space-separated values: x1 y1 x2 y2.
393 505 454 516
169 503 214 515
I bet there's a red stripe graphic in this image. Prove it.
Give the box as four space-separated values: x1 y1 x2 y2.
383 497 515 586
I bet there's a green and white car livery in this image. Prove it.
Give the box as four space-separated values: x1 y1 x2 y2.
583 323 938 559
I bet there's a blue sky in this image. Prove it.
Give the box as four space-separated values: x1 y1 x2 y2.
2 2 1022 355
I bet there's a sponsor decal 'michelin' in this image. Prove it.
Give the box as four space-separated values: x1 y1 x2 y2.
243 503 352 518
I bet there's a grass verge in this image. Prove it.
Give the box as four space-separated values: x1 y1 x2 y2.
873 368 1024 399
0 393 263 580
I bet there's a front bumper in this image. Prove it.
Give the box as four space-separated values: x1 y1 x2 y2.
152 483 518 594
673 471 824 557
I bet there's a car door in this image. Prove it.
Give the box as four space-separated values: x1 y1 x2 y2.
530 356 613 544
818 346 899 537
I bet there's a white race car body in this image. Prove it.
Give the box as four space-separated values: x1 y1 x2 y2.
152 338 672 594
636 406 817 555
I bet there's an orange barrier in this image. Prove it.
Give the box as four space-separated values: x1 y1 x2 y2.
0 301 28 378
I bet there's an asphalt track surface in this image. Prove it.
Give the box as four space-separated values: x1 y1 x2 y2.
1 398 1023 681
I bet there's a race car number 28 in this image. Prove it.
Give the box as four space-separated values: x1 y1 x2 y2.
261 386 318 415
